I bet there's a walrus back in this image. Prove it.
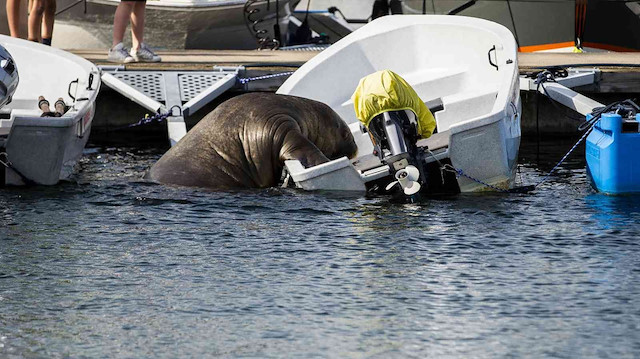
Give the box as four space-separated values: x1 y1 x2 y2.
146 93 357 189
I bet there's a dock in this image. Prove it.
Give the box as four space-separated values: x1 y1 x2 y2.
72 49 316 92
72 49 640 91
74 49 640 140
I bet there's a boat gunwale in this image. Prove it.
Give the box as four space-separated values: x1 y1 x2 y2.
86 0 292 10
278 15 519 132
0 35 100 131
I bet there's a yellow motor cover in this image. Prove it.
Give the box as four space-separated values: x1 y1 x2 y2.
352 70 436 139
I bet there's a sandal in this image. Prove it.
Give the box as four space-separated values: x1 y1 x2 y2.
54 98 67 116
38 96 61 117
38 96 50 112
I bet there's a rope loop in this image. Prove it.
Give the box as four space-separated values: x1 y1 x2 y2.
531 67 568 85
0 152 10 169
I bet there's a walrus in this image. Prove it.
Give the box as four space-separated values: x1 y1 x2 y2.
146 93 358 189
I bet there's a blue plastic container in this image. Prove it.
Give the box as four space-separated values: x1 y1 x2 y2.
586 112 640 194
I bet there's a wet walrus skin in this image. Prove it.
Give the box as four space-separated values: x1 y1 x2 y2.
147 93 358 189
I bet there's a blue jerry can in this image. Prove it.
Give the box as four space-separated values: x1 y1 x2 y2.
586 112 640 194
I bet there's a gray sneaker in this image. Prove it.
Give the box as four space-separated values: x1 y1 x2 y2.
107 43 135 63
130 43 161 63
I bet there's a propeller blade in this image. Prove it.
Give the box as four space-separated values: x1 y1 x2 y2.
394 165 421 195
402 180 421 195
404 165 420 182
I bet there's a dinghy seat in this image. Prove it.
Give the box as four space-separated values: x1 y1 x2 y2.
435 90 498 131
425 98 444 115
352 153 384 172
417 130 450 151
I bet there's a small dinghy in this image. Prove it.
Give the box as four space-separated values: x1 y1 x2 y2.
278 15 521 197
0 35 100 185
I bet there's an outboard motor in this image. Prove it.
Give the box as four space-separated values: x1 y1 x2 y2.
352 69 436 200
364 109 428 196
0 44 18 109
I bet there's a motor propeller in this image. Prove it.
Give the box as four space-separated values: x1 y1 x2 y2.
385 165 421 195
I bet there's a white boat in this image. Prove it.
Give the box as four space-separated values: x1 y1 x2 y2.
278 15 521 194
295 0 579 52
0 35 100 185
52 0 301 50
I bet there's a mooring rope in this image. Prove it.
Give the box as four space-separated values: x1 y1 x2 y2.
533 124 595 187
113 105 182 130
533 68 585 123
0 152 36 185
443 98 640 193
441 164 513 193
439 123 593 193
238 71 295 85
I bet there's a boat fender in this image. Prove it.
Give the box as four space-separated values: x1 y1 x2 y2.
0 44 19 109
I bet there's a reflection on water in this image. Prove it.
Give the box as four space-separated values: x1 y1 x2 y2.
1 140 640 358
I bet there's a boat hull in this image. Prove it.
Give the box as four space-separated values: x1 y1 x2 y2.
4 106 93 185
0 35 100 185
279 15 522 193
54 0 300 49
299 0 575 51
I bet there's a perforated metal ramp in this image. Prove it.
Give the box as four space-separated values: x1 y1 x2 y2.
100 66 242 146
111 72 166 102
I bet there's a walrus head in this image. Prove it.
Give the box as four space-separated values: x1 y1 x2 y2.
296 98 358 161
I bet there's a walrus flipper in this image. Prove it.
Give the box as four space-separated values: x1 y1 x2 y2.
279 130 330 168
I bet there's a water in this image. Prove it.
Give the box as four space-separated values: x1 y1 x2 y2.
2 139 640 358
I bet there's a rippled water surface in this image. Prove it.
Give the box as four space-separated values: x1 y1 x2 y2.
2 139 640 358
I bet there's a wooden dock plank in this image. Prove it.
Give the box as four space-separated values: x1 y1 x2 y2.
72 49 640 92
517 52 640 69
69 49 321 70
72 49 640 70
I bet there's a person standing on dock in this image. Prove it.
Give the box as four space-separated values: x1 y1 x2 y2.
107 0 161 63
372 0 403 20
28 0 56 45
5 0 24 38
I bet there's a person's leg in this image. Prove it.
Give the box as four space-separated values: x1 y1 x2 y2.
27 0 45 41
6 0 22 38
40 0 55 45
389 0 403 14
112 1 134 47
129 0 145 51
371 0 389 20
108 1 135 62
129 1 160 62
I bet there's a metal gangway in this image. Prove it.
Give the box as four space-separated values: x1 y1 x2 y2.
100 65 243 146
520 67 605 116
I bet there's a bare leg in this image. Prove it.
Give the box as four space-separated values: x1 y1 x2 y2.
27 0 45 41
371 0 389 20
130 1 146 51
6 0 21 38
112 1 134 47
41 0 55 42
389 0 403 14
